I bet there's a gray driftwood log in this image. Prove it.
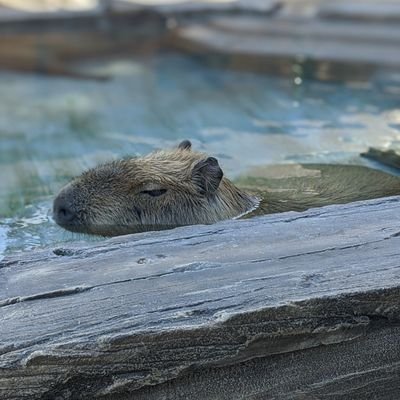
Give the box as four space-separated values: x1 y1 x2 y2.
1 196 400 399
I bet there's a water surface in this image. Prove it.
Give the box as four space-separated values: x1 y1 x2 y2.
1 52 400 257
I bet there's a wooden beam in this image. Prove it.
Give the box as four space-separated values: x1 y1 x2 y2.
1 196 400 398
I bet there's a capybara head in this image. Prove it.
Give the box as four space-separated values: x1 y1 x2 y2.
53 140 258 236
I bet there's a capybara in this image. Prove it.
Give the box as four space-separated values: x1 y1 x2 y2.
53 140 400 236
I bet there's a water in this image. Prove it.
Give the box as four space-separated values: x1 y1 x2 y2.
1 52 400 258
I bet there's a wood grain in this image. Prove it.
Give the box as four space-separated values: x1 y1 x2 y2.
1 196 400 399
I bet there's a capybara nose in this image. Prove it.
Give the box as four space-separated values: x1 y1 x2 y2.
53 196 76 227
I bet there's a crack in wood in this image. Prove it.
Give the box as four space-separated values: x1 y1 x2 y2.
2 197 400 399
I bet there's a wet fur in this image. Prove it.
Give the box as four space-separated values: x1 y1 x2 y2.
53 143 257 236
54 142 400 236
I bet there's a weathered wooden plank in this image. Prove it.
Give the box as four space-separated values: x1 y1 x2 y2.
170 15 400 68
319 1 400 22
123 0 281 14
1 196 400 399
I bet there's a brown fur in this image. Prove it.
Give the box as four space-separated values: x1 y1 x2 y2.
53 141 400 236
53 142 258 236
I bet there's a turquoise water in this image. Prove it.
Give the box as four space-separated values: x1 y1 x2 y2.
1 52 400 257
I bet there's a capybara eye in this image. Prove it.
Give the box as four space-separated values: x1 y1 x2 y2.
140 189 167 197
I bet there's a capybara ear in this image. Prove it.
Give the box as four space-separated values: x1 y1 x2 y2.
178 140 192 151
192 157 223 195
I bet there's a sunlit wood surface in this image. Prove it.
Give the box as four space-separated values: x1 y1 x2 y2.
1 196 400 399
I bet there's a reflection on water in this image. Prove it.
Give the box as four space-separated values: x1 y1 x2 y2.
1 52 400 257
